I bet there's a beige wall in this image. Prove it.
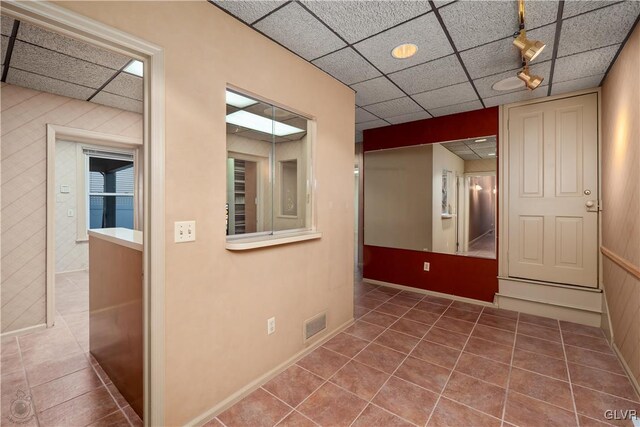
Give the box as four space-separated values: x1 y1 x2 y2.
432 144 464 254
464 158 496 173
57 2 355 424
1 83 142 333
601 23 640 387
364 145 433 252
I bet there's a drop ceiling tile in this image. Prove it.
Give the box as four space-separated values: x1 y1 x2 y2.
91 91 143 114
212 0 286 24
102 72 143 101
461 24 556 79
558 1 640 57
1 35 8 64
483 86 548 107
440 1 558 51
301 1 431 44
254 2 346 61
16 21 131 70
553 44 618 83
474 60 551 99
11 41 115 89
551 74 604 95
356 119 388 132
1 15 14 36
356 107 379 123
413 82 478 110
353 13 452 74
364 96 423 119
386 111 432 125
563 0 621 19
351 76 404 106
433 0 456 8
429 100 484 117
389 55 467 95
6 67 94 100
312 47 380 85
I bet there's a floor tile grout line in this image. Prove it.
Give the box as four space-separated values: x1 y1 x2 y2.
424 304 487 427
346 300 453 427
499 311 521 427
15 335 41 427
258 386 306 426
558 322 582 427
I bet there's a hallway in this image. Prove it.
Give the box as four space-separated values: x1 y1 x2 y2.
0 272 142 426
213 280 640 427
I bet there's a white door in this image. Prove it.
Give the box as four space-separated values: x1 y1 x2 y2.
508 93 598 287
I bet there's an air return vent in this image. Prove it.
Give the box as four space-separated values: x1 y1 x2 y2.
304 312 327 342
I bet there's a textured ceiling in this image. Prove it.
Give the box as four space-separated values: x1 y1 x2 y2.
0 16 142 113
441 136 497 160
211 0 640 142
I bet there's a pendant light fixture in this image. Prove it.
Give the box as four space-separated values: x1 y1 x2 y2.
513 0 545 90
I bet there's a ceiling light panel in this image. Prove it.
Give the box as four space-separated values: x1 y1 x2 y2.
123 60 143 77
300 0 432 44
439 1 558 51
226 90 259 108
351 76 404 106
226 110 304 137
213 0 286 24
412 81 478 111
17 21 130 69
354 13 452 73
557 1 640 58
312 47 381 85
552 44 618 84
254 2 346 61
389 54 467 95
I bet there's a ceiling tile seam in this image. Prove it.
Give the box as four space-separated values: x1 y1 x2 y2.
555 41 623 61
1 20 20 83
347 10 434 46
207 1 356 94
470 59 552 83
456 22 551 55
386 52 459 78
87 62 129 102
6 65 105 91
428 0 485 109
294 1 434 117
99 89 143 103
358 105 393 125
599 11 640 87
547 0 563 97
552 71 607 86
249 0 294 26
561 0 625 21
13 38 124 72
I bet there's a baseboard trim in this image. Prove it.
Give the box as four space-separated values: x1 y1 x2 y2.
495 292 602 314
56 268 89 275
363 278 495 307
612 342 640 398
188 317 355 427
1 323 47 339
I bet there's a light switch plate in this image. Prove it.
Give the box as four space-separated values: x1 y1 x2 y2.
60 185 70 194
174 221 196 243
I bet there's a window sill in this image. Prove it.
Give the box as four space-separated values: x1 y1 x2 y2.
226 231 322 251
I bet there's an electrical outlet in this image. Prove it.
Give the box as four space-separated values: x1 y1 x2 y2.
174 221 196 243
67 209 74 217
423 262 430 271
267 317 276 335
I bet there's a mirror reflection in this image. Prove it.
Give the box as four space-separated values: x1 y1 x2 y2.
363 136 497 259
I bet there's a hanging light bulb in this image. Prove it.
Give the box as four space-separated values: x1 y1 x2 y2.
517 65 544 90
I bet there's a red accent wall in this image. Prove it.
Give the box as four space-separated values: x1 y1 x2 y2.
363 107 499 302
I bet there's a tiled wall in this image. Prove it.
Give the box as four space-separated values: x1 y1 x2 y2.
601 23 640 387
1 83 142 334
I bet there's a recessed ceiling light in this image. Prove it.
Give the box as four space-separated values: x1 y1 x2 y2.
475 138 487 143
492 76 525 91
123 60 143 77
391 43 418 59
226 110 304 137
226 90 258 108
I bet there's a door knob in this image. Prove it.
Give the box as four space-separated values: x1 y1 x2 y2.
586 200 595 208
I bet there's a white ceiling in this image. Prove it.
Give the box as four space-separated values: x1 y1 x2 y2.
0 16 143 113
441 136 497 160
211 0 640 141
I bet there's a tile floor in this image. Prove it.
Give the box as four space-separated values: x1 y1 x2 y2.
213 280 640 427
0 271 142 427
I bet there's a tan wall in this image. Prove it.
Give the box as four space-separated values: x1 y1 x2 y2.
57 2 355 424
464 158 496 173
601 23 640 386
364 145 433 252
0 83 142 333
432 144 464 254
468 175 495 242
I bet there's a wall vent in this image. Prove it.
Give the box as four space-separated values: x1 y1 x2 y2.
304 312 327 342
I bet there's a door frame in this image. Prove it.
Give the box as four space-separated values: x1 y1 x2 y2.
498 88 602 288
1 1 166 425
